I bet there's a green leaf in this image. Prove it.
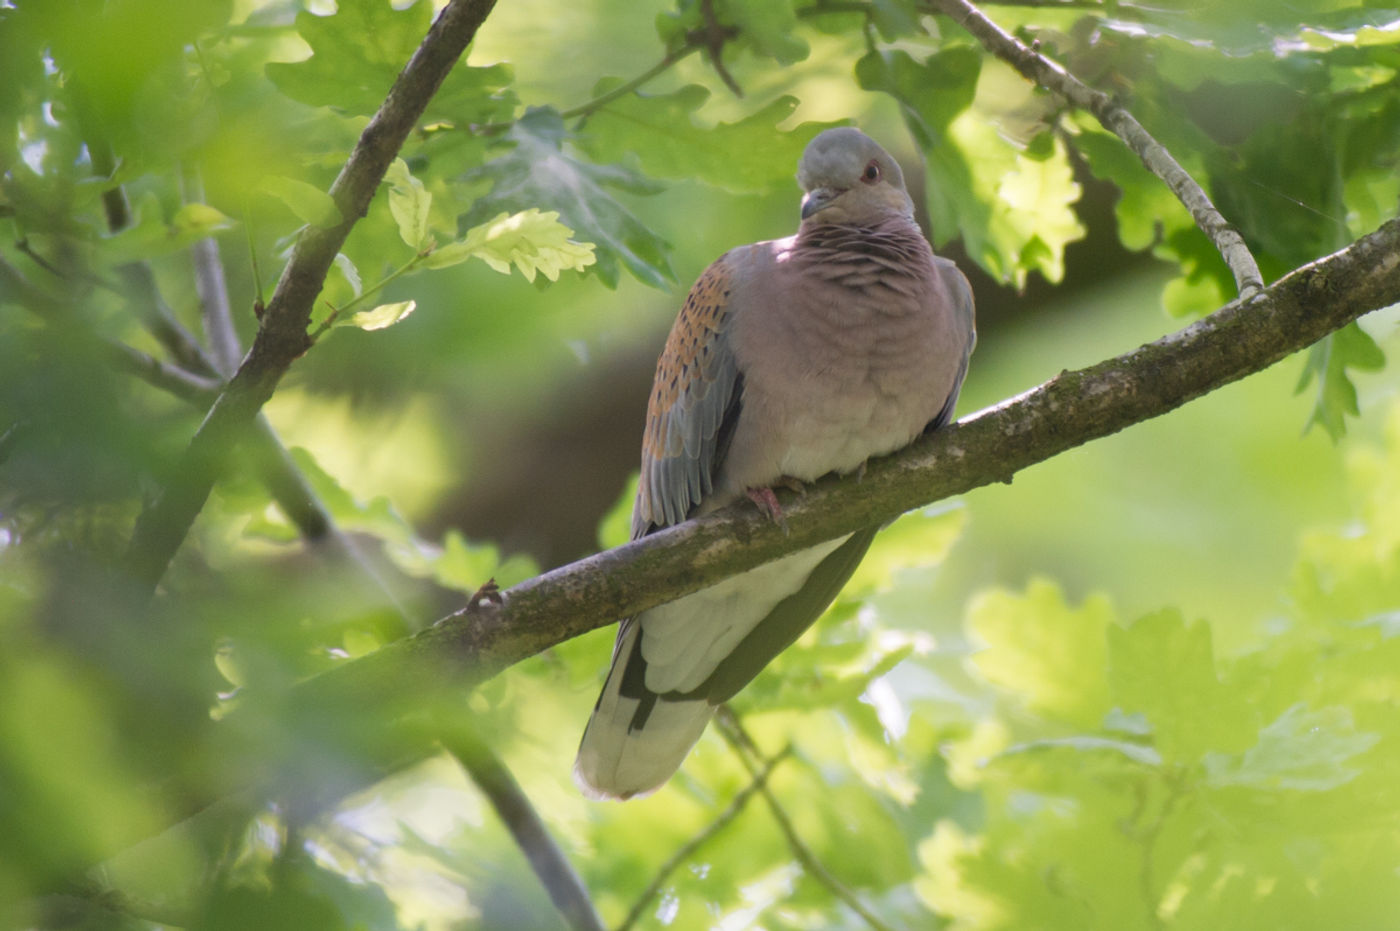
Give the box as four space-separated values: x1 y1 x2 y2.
385 158 431 250
869 0 922 41
855 47 981 149
1070 121 1234 314
862 48 1084 285
388 529 538 592
339 300 417 331
259 176 342 229
267 0 429 116
580 85 840 194
171 203 235 241
1204 704 1379 792
96 193 235 266
457 108 673 288
725 0 809 64
845 503 966 598
286 447 412 544
1108 609 1253 763
968 578 1114 728
425 209 595 282
266 0 516 124
993 135 1087 284
1295 322 1386 440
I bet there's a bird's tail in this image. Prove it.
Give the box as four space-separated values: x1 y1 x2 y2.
574 621 713 800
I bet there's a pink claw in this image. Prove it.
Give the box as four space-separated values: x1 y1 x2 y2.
745 486 786 526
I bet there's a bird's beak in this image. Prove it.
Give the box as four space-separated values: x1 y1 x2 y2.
800 187 840 220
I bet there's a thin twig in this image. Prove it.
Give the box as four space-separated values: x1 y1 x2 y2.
0 254 333 546
716 709 897 931
441 721 605 931
699 0 745 97
182 165 244 376
617 745 793 931
14 238 68 280
119 262 221 376
105 340 223 403
922 0 1265 299
62 116 580 931
563 45 704 120
12 241 576 931
473 45 704 135
123 0 502 592
82 134 220 377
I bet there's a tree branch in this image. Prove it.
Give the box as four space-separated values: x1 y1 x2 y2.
923 0 1265 299
78 215 1400 870
617 744 791 931
182 165 244 377
717 710 895 931
122 0 501 592
7 248 573 910
331 219 1400 703
441 720 605 931
471 44 705 135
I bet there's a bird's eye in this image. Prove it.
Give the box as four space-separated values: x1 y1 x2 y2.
861 160 881 184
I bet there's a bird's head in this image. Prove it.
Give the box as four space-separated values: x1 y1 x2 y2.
796 127 913 226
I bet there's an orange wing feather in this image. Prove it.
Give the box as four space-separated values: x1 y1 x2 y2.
635 256 741 535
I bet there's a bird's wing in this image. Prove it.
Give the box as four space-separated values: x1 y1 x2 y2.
631 252 746 539
926 256 978 432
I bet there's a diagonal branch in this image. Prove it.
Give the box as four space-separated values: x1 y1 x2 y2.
716 710 895 931
316 219 1399 708
617 744 792 931
182 165 244 377
122 0 501 592
91 217 1400 870
441 720 605 931
923 0 1265 300
5 253 577 920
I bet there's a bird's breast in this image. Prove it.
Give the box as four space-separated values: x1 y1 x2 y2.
719 261 957 492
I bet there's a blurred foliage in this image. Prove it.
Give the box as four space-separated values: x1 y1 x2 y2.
2 0 1400 929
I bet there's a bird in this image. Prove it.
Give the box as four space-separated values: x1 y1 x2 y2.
574 127 976 800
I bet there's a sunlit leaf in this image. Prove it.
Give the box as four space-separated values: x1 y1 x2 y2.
340 299 417 331
1108 609 1254 763
388 529 538 592
967 578 1114 728
286 447 413 543
457 108 673 288
171 202 235 239
385 158 431 250
864 48 1084 286
426 208 596 282
259 175 342 229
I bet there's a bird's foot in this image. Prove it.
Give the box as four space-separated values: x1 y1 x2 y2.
775 475 809 496
745 486 789 532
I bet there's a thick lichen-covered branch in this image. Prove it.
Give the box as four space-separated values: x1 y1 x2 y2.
330 219 1398 706
83 213 1400 875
